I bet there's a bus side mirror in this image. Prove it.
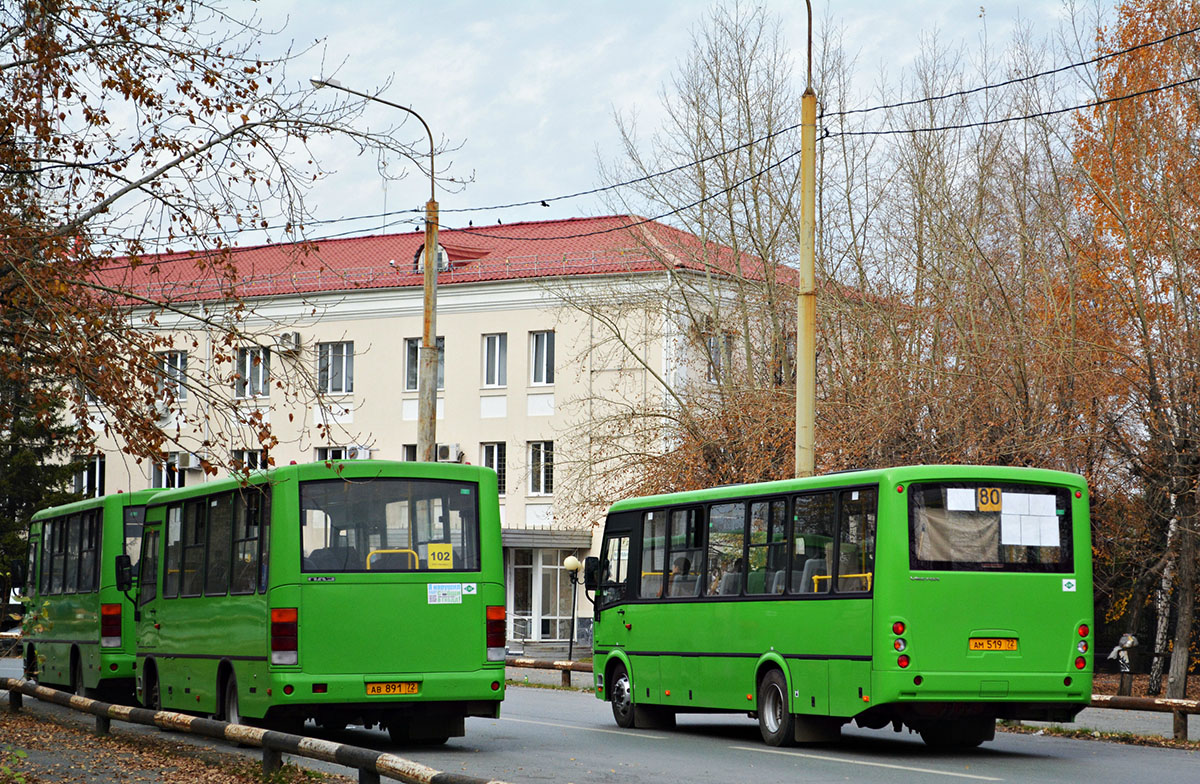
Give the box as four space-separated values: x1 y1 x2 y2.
115 555 134 593
583 556 600 591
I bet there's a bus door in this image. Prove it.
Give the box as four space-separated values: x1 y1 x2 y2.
594 513 634 653
134 523 162 651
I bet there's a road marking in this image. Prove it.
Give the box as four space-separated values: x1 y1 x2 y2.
502 717 668 739
730 746 1003 781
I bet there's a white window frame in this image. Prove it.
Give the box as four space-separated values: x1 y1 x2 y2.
315 446 348 461
706 332 732 384
481 442 507 495
152 453 186 489
530 331 554 386
158 350 188 401
318 341 354 395
235 346 271 399
482 333 508 388
404 336 445 392
74 455 105 498
528 440 553 496
232 448 269 470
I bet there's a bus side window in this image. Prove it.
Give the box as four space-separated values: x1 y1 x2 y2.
791 492 835 594
836 488 877 593
641 512 666 598
599 534 630 607
139 528 160 606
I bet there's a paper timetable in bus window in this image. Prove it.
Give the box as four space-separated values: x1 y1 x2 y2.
946 489 976 511
999 492 1060 548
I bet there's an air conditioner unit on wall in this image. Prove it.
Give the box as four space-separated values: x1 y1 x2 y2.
180 452 206 471
436 443 461 463
346 445 372 460
274 331 301 353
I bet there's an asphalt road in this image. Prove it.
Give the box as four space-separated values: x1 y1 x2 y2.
2 657 1197 783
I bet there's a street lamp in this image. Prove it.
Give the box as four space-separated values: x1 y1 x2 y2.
563 554 583 660
311 77 440 462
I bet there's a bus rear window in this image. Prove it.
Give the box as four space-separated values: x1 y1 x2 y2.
909 482 1073 573
301 478 480 573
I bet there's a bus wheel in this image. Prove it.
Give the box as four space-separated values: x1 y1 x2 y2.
145 669 163 711
70 655 88 699
23 646 37 681
223 676 242 725
610 663 635 728
757 669 795 747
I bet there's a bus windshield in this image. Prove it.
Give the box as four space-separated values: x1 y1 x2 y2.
300 478 480 572
909 481 1073 573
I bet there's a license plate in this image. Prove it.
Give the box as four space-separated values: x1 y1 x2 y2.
969 638 1018 651
366 681 419 696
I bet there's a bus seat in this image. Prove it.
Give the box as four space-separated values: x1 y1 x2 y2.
641 573 663 598
669 575 699 597
799 559 826 593
718 572 740 595
770 570 788 594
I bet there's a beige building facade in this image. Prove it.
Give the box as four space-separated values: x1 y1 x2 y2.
82 216 729 652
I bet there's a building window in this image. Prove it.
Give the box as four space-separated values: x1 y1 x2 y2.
232 448 269 470
158 350 187 401
481 442 507 495
152 454 186 489
706 332 733 383
404 336 445 392
318 341 354 394
315 446 348 461
529 441 553 495
530 331 554 385
235 346 270 399
74 455 105 498
482 333 507 387
402 444 417 461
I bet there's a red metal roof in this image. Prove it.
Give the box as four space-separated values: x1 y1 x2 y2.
96 215 787 303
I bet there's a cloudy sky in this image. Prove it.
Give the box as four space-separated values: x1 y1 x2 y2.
248 1 1079 242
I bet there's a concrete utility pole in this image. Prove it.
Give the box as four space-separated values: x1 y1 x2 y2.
795 1 817 478
310 78 440 462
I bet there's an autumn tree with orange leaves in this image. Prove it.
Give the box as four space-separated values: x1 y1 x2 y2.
0 1 441 578
1070 0 1200 699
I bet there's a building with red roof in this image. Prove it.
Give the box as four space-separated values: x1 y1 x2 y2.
85 214 787 653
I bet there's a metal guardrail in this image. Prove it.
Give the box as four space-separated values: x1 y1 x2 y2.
1 677 513 784
507 658 1199 741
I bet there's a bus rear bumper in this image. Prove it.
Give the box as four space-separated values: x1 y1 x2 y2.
265 666 505 718
870 670 1091 722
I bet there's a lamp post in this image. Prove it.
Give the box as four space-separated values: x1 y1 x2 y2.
563 554 582 660
311 78 440 462
794 1 817 478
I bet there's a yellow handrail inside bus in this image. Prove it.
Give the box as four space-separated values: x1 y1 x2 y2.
811 572 873 592
366 548 418 570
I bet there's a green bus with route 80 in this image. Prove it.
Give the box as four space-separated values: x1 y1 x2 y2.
129 460 505 742
21 489 154 699
585 464 1093 747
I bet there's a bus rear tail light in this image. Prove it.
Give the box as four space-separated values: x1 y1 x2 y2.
894 638 907 652
271 608 298 665
897 654 910 669
100 604 122 648
1077 624 1089 638
892 621 905 635
486 605 506 662
1074 656 1087 670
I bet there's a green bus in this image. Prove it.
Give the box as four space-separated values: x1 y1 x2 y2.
20 490 154 699
584 465 1093 747
126 460 505 743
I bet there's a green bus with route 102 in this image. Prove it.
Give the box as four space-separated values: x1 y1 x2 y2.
583 464 1093 748
18 489 154 699
121 459 506 742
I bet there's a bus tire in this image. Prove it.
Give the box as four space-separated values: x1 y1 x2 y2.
223 675 242 725
145 665 163 712
70 654 87 698
610 663 635 728
23 646 37 681
757 668 795 747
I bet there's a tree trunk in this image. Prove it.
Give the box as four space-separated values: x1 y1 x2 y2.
1148 519 1177 696
1165 504 1195 700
